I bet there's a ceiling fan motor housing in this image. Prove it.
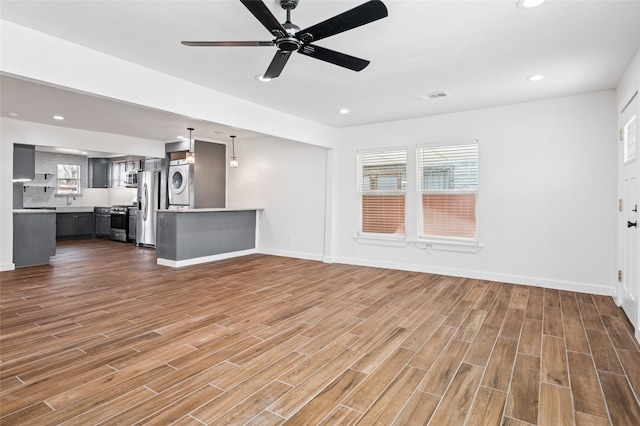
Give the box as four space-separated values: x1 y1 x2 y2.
280 0 299 10
278 21 301 51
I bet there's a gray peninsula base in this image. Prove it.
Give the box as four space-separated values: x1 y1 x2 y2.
156 209 259 267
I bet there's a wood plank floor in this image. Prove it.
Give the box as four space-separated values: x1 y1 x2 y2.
1 239 640 425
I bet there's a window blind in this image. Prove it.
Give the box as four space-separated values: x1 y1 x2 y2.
418 142 478 240
358 148 407 236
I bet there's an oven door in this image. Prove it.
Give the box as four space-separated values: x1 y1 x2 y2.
110 211 127 230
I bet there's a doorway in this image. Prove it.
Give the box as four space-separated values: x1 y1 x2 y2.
618 91 639 341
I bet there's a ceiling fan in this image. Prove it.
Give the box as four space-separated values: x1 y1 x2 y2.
182 0 388 79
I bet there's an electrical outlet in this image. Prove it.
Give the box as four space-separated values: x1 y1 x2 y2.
426 244 433 254
287 233 293 243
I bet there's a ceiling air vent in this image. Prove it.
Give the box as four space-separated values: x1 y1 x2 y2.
417 91 450 101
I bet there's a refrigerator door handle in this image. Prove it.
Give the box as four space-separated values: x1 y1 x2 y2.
143 183 149 222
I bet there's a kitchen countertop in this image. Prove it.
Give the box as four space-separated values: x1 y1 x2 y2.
13 209 56 214
15 206 101 213
157 208 263 213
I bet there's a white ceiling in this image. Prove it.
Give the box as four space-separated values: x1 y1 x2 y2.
1 0 639 140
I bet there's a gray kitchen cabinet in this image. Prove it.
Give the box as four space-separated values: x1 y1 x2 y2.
144 157 164 171
56 212 94 240
94 208 111 238
13 144 35 181
14 211 56 267
89 158 109 188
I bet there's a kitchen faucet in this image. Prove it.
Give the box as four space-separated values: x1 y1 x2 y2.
66 193 76 206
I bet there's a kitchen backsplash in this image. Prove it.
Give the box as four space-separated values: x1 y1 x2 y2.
23 151 138 208
23 186 137 208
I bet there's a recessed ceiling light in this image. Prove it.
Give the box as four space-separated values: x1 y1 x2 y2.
8 112 19 117
517 0 545 9
52 115 65 120
339 108 350 114
255 74 271 82
177 135 185 139
526 74 545 82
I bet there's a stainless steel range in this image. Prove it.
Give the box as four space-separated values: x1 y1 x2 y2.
110 206 129 242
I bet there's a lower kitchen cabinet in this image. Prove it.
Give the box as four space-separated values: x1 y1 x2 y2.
94 208 111 238
14 210 56 267
56 212 94 240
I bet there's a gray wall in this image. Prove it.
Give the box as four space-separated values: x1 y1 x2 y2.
194 141 226 208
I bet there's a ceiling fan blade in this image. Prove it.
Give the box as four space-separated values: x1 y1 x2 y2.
296 0 388 44
182 41 274 47
264 50 293 79
298 44 370 72
240 0 288 38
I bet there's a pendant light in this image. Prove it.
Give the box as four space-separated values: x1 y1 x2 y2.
185 127 195 164
229 135 239 168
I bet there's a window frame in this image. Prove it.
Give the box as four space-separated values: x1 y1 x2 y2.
56 163 81 195
416 140 479 245
357 147 408 239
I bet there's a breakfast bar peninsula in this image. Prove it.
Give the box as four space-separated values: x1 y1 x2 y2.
155 208 262 267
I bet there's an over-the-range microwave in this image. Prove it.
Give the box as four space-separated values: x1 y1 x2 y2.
124 170 138 187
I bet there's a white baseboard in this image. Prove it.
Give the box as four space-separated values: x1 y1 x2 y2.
330 256 615 297
0 263 16 272
257 247 324 262
157 248 257 268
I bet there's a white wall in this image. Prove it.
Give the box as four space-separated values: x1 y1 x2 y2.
227 136 328 261
617 47 640 109
332 91 618 295
0 129 14 271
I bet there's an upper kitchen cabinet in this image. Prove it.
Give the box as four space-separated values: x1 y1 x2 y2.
89 157 145 188
88 158 109 188
13 144 35 181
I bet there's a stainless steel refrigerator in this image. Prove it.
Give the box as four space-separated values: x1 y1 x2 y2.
137 170 161 247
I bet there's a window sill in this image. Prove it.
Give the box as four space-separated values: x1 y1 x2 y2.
413 239 482 253
353 235 482 253
353 234 410 247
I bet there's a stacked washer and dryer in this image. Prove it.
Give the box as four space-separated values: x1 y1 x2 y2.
168 159 194 209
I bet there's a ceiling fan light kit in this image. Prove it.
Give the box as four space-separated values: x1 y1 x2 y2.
182 0 388 79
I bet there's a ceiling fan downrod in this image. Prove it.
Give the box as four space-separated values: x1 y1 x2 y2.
278 0 301 51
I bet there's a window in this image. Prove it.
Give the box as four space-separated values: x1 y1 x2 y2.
358 148 407 236
56 164 81 194
418 141 478 241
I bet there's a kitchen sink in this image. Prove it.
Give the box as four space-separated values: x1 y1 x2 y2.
55 206 95 213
